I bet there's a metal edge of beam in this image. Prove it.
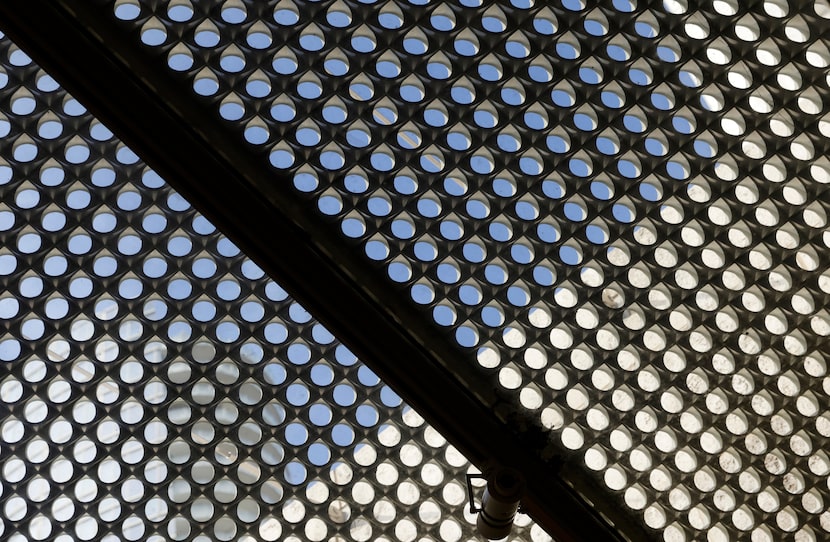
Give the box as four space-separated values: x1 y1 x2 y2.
0 3 654 541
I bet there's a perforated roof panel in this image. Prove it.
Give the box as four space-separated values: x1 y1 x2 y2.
3 0 830 541
0 35 550 542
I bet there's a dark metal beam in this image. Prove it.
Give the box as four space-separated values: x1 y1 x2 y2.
0 2 653 541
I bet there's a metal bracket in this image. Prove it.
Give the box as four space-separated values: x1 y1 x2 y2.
466 473 487 514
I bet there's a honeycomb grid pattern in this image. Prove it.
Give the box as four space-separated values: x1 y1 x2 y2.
0 37 551 542
105 0 830 540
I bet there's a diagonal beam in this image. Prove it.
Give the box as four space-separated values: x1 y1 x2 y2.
0 2 653 540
